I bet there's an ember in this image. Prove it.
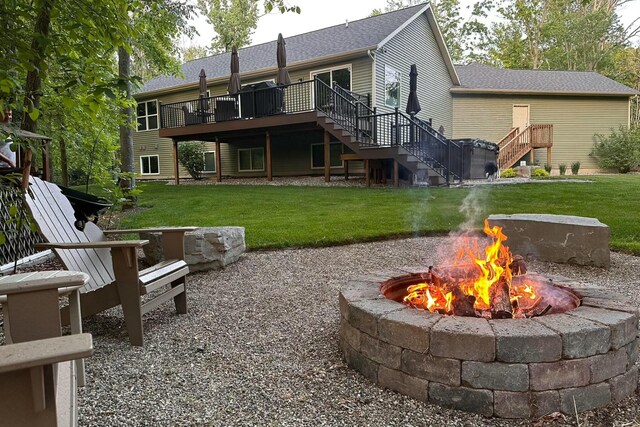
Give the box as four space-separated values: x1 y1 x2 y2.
402 219 579 318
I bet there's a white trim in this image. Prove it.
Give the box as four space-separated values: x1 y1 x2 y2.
203 150 216 173
136 100 159 132
378 4 431 49
140 154 160 175
310 142 344 169
237 147 265 172
309 64 353 89
384 65 401 108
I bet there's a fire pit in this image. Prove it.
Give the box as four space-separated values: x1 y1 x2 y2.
339 221 639 418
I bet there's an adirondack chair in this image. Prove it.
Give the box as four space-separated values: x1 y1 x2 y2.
0 271 94 427
25 176 196 346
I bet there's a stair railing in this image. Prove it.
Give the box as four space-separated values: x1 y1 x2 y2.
498 126 532 170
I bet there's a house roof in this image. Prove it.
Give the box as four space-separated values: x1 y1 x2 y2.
452 63 638 97
139 3 459 96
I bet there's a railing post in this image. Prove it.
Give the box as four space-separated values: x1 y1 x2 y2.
394 107 399 146
355 103 359 138
158 101 163 128
446 139 451 186
373 107 377 145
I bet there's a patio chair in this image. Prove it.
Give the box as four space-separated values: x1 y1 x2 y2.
0 271 94 427
25 176 196 346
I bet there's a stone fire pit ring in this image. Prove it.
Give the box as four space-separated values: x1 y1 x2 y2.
339 268 639 419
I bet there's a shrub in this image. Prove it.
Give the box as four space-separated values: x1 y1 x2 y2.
544 163 552 173
532 168 549 177
591 126 640 173
559 163 567 175
178 142 206 179
501 168 517 178
571 161 580 175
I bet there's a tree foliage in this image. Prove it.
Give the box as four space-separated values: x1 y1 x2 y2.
197 0 300 54
177 142 206 179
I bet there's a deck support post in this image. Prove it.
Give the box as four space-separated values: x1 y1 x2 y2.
529 149 534 165
344 160 349 180
546 147 552 166
173 140 180 185
393 159 399 187
365 159 370 187
266 131 272 181
324 130 330 183
215 139 222 183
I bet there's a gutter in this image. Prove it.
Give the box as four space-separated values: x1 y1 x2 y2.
450 87 638 97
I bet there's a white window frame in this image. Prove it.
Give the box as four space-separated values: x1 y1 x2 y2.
136 99 159 132
203 150 216 173
310 142 343 169
237 147 265 172
140 154 160 175
310 64 353 89
384 65 401 108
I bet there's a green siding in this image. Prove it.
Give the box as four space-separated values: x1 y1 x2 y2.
452 95 630 171
374 12 454 137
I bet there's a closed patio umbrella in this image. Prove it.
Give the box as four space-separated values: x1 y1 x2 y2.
227 47 241 94
199 68 207 95
276 33 291 85
406 64 421 115
199 68 209 111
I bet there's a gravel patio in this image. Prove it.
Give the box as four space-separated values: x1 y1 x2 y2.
77 236 640 426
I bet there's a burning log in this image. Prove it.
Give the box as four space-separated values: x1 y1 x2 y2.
490 279 513 319
449 286 476 317
510 255 527 275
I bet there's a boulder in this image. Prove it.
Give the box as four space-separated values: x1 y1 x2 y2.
488 214 610 268
141 226 245 272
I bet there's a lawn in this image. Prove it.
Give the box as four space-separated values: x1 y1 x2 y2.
119 175 640 254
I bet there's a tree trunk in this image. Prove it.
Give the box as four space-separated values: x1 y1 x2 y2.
118 45 136 205
59 130 69 186
20 0 54 189
22 0 54 135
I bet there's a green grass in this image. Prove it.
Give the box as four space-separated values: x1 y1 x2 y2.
119 175 640 254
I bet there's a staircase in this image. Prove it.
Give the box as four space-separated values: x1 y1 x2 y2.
313 79 462 186
497 125 554 170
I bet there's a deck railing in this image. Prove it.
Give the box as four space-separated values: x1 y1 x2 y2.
159 77 462 183
160 80 317 129
497 124 554 170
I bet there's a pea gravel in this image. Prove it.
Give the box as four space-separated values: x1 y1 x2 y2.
71 236 640 427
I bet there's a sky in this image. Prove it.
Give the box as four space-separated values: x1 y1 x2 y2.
187 0 640 50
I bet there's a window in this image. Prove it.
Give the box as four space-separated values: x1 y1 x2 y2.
311 66 351 91
203 151 216 173
238 148 264 172
137 100 159 131
384 66 400 107
140 155 159 175
311 142 343 169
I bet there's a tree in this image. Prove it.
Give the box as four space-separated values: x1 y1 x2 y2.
182 45 211 62
197 0 300 53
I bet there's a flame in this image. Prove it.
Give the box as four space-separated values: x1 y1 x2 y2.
404 219 537 318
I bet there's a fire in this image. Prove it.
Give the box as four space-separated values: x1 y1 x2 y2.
403 219 538 318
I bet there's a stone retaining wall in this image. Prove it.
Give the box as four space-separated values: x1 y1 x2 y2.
339 269 639 419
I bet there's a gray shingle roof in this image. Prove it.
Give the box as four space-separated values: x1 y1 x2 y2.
454 63 637 96
139 4 426 95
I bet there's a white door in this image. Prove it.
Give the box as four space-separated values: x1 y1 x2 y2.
512 105 530 132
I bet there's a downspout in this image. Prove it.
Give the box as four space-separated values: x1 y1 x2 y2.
368 49 376 108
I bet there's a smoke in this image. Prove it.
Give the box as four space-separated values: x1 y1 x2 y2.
458 187 488 231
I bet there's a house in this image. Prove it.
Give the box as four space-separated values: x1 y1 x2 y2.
452 63 637 172
133 3 637 184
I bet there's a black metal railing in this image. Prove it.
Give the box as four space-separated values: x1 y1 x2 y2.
159 77 462 184
160 80 316 129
